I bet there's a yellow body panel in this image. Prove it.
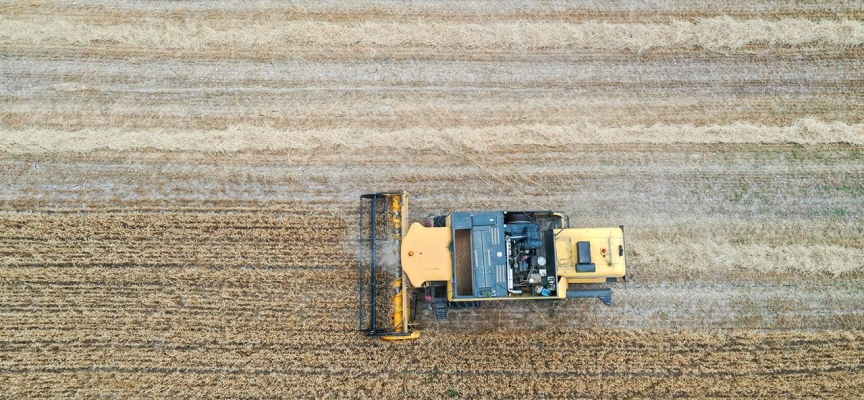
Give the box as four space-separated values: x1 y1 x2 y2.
555 227 626 281
396 194 419 339
566 278 610 284
382 192 420 340
381 331 422 341
401 223 453 287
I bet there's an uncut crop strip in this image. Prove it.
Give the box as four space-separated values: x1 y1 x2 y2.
0 210 363 355
0 212 348 267
3 330 862 375
2 329 861 398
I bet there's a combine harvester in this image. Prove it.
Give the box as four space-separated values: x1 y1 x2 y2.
358 191 626 341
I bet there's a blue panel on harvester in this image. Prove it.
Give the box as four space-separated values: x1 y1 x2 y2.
451 212 473 229
471 212 502 226
470 212 507 298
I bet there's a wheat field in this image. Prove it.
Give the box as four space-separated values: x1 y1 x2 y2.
1 1 863 398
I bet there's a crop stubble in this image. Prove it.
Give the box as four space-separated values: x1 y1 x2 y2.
1 1 863 398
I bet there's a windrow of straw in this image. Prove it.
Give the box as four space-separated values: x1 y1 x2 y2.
2 17 862 53
2 119 861 154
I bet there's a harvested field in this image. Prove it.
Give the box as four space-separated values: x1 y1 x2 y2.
1 0 863 398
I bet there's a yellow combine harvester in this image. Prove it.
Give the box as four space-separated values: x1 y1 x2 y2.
358 191 626 341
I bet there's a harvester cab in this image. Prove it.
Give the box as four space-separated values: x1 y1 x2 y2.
358 191 627 341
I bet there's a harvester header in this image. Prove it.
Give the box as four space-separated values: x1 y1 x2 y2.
357 192 419 340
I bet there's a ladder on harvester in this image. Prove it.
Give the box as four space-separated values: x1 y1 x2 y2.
357 191 421 341
433 302 448 321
